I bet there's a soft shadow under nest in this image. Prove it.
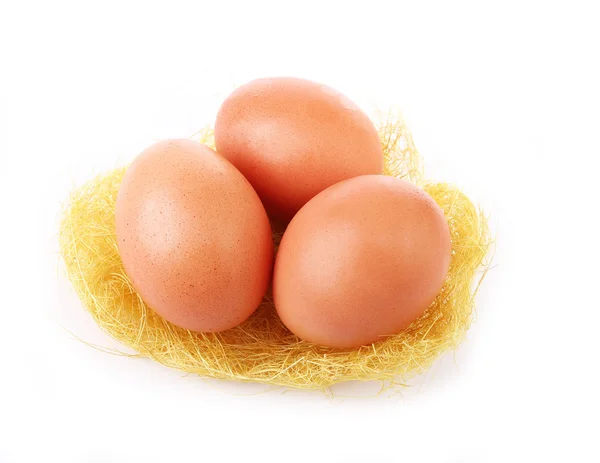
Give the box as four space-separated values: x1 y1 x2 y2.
59 114 491 390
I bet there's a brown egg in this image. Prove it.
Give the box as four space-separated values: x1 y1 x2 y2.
115 139 273 332
214 77 384 221
273 175 451 348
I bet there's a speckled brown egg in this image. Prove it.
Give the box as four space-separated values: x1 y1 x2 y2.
115 139 273 332
273 175 451 348
214 77 384 221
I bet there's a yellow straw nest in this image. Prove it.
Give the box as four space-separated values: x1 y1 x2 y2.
59 114 491 390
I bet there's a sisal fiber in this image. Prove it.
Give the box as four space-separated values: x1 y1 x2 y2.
59 114 491 390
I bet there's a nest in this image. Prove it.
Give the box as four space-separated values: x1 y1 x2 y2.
59 114 491 390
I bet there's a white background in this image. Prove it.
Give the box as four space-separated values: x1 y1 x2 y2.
1 1 599 462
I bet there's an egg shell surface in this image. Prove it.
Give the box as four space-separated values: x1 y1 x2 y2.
115 139 273 332
214 77 384 220
273 175 451 348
